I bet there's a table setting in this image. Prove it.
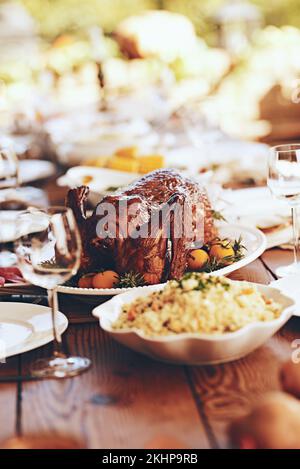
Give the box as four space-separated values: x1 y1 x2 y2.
2 140 300 352
2 2 300 454
1 133 300 449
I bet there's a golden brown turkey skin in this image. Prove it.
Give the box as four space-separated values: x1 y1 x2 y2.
66 169 217 284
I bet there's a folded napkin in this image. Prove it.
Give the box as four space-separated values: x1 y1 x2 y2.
271 275 300 317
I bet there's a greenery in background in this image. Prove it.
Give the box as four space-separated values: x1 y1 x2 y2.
18 0 300 40
163 0 224 44
21 0 156 37
165 0 300 37
252 0 300 29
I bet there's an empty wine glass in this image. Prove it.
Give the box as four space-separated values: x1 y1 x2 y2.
179 102 223 168
14 207 91 378
0 147 19 189
268 143 300 277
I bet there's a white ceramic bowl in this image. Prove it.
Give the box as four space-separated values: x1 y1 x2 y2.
93 283 295 365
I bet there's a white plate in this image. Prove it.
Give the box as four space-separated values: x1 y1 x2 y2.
57 282 166 297
2 283 29 288
0 303 68 360
0 186 48 209
58 166 138 192
57 223 266 297
57 166 139 206
222 186 291 248
93 283 294 365
19 160 55 184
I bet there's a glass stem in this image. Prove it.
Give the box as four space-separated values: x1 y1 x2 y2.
48 288 65 358
15 157 20 189
292 206 299 267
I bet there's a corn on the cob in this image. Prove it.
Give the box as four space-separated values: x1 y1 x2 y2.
108 156 140 172
138 154 164 173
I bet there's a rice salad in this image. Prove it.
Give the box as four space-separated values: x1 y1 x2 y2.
113 273 283 336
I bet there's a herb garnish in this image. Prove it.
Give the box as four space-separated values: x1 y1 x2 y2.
177 272 230 291
117 271 145 288
199 236 246 273
211 210 227 222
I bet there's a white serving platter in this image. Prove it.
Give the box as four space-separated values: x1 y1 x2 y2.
57 223 266 297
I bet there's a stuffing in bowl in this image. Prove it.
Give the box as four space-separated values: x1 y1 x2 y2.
93 273 295 365
113 273 282 337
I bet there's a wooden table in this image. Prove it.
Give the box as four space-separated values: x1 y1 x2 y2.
0 176 299 449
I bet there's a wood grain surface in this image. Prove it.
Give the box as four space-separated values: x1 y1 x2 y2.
0 355 20 441
17 325 209 449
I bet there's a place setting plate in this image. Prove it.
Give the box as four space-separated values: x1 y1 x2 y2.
0 303 68 360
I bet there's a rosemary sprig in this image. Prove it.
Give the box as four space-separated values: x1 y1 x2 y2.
232 235 247 259
200 256 235 273
39 259 58 268
117 271 145 288
211 210 227 222
198 236 246 273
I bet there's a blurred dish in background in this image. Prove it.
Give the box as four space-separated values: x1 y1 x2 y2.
0 146 19 190
0 130 55 161
58 166 139 205
82 146 165 174
17 160 55 184
164 140 269 186
221 186 293 248
49 112 158 166
58 138 269 188
0 187 48 211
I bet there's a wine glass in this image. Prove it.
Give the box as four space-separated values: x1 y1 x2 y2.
179 101 222 168
0 146 23 211
267 143 300 277
0 211 19 271
0 147 19 190
14 207 91 378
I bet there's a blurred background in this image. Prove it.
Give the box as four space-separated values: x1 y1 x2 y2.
0 0 300 273
1 0 300 186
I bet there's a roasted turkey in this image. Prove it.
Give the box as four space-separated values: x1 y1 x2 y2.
66 169 216 284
